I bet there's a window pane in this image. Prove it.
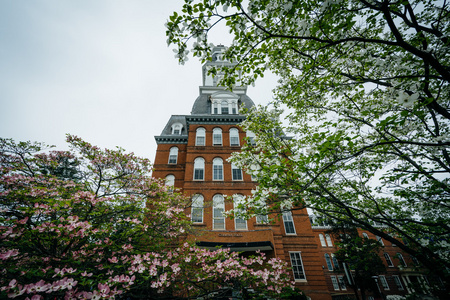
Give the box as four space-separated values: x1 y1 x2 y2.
196 128 206 146
331 276 340 290
168 147 178 164
384 253 394 267
319 234 327 247
393 275 404 290
191 195 203 223
379 275 389 290
325 254 333 271
325 234 333 247
289 252 306 280
282 211 296 234
213 195 225 230
338 276 346 290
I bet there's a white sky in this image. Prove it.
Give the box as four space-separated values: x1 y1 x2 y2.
0 0 277 162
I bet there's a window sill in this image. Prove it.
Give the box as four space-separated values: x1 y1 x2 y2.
294 279 307 283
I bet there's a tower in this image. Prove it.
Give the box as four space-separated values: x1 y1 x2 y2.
153 45 330 299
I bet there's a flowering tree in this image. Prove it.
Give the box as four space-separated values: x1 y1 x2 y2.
0 136 295 299
166 0 450 293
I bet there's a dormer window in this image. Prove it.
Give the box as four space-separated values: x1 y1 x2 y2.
210 98 239 115
171 123 183 135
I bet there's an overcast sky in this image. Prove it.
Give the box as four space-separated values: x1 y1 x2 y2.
0 0 276 161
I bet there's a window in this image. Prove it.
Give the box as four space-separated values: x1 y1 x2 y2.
325 254 333 271
231 163 243 181
213 102 219 114
282 211 296 234
221 100 229 114
213 194 225 230
255 199 268 224
213 158 223 180
376 235 384 245
165 175 175 191
196 127 206 146
246 130 256 145
393 275 404 291
168 147 178 164
411 256 420 266
213 128 222 145
331 276 340 290
319 234 327 247
379 275 389 290
229 128 240 146
332 254 340 270
289 252 306 280
338 276 347 290
397 253 407 267
362 232 369 239
171 123 183 135
231 101 238 114
325 234 333 247
193 157 205 180
233 194 247 230
384 253 394 267
191 194 204 223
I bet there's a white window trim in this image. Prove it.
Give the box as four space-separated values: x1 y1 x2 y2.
193 157 205 181
171 123 183 135
325 253 333 271
393 275 404 291
212 158 224 181
325 234 333 247
213 128 222 146
282 211 296 235
338 275 347 290
384 252 394 267
231 163 243 181
168 147 178 164
319 234 327 247
233 194 247 230
289 251 307 281
212 195 225 230
191 194 204 223
195 127 206 146
229 128 240 146
379 275 390 290
331 276 340 290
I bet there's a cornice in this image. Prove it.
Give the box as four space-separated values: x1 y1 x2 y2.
154 135 188 144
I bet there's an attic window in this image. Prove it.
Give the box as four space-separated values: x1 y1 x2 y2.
211 99 239 115
171 123 183 135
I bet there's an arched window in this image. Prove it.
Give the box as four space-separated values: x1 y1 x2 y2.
196 127 206 146
213 158 223 180
319 234 327 247
246 130 256 145
221 100 229 114
230 100 238 114
165 175 175 192
168 147 178 164
213 194 225 230
332 254 340 270
325 253 333 271
384 252 394 267
191 194 204 223
231 163 243 181
193 157 205 180
397 253 407 267
233 194 247 230
213 128 222 145
229 128 240 146
171 123 183 135
325 234 333 247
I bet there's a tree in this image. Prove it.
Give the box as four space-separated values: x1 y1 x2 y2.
166 0 450 293
0 136 294 299
331 226 386 300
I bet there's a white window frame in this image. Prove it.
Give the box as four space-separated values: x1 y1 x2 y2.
165 175 175 191
213 128 222 146
231 163 243 181
255 199 268 224
379 275 389 290
213 194 225 230
325 234 333 247
332 254 340 270
195 127 206 146
233 194 247 230
319 234 327 247
393 275 404 291
397 253 407 267
325 253 333 271
212 158 224 181
171 123 183 135
191 194 204 223
229 128 240 146
193 157 205 181
362 232 369 239
376 235 384 245
331 276 340 290
338 275 347 290
168 147 178 164
246 130 256 145
221 100 229 114
289 252 306 281
384 252 394 267
282 211 296 235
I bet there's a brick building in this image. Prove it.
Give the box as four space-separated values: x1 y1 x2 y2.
152 45 434 300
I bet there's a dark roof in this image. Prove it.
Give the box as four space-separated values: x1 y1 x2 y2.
190 93 255 115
